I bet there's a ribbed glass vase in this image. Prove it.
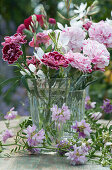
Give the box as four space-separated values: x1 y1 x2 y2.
28 78 85 140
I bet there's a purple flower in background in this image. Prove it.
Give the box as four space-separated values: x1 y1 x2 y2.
27 148 41 154
51 103 71 124
72 120 92 138
65 144 88 165
101 99 112 114
85 96 96 110
23 125 45 147
4 107 18 120
2 129 13 143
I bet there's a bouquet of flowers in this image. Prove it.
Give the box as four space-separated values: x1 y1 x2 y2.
1 0 112 136
1 1 112 168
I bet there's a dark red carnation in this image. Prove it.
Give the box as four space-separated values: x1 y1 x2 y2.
41 51 69 70
48 18 56 25
2 43 23 64
17 24 26 34
26 56 40 66
24 14 44 30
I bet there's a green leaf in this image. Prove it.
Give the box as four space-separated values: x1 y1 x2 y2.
21 76 30 92
0 77 21 87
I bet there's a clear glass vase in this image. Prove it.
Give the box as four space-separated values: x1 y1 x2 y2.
28 78 85 140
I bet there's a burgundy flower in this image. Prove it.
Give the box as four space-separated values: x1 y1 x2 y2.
2 43 23 64
17 24 26 34
24 14 44 30
83 21 92 31
26 56 40 66
48 18 56 25
41 51 69 70
2 33 27 46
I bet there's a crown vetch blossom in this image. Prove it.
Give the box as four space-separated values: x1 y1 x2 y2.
65 144 88 165
72 120 92 138
65 51 92 73
85 96 96 110
56 140 73 156
48 18 56 25
23 125 45 147
24 14 44 30
59 26 86 53
17 24 26 34
29 32 50 47
2 43 23 64
51 103 71 123
89 21 112 48
41 51 69 70
2 129 13 143
4 107 18 120
83 39 110 71
2 33 27 46
101 99 112 114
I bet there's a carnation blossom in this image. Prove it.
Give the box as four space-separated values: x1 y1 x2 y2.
48 18 56 25
58 26 86 53
2 43 23 64
85 96 96 110
23 125 45 147
101 99 112 114
2 129 13 143
83 39 110 71
89 21 112 48
83 21 92 31
72 120 92 138
41 51 69 70
65 144 88 165
26 56 40 67
51 103 71 124
17 24 26 34
4 107 18 120
65 51 92 73
29 32 50 47
24 14 44 30
1 33 27 46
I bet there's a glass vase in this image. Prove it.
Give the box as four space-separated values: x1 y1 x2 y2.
28 78 85 140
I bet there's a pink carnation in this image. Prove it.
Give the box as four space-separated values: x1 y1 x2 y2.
83 21 92 31
48 18 56 25
41 51 69 70
17 24 26 34
83 39 110 71
29 32 50 47
59 26 86 53
65 51 92 73
89 21 112 48
1 33 27 46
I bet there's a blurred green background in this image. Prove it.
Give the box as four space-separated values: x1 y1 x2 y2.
0 0 112 117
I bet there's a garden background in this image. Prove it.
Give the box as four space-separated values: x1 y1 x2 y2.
0 0 112 118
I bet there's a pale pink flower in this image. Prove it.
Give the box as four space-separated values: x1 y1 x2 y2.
2 129 13 143
4 107 18 120
83 39 110 71
51 103 71 124
29 32 50 47
89 21 112 48
65 51 92 73
59 26 86 53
